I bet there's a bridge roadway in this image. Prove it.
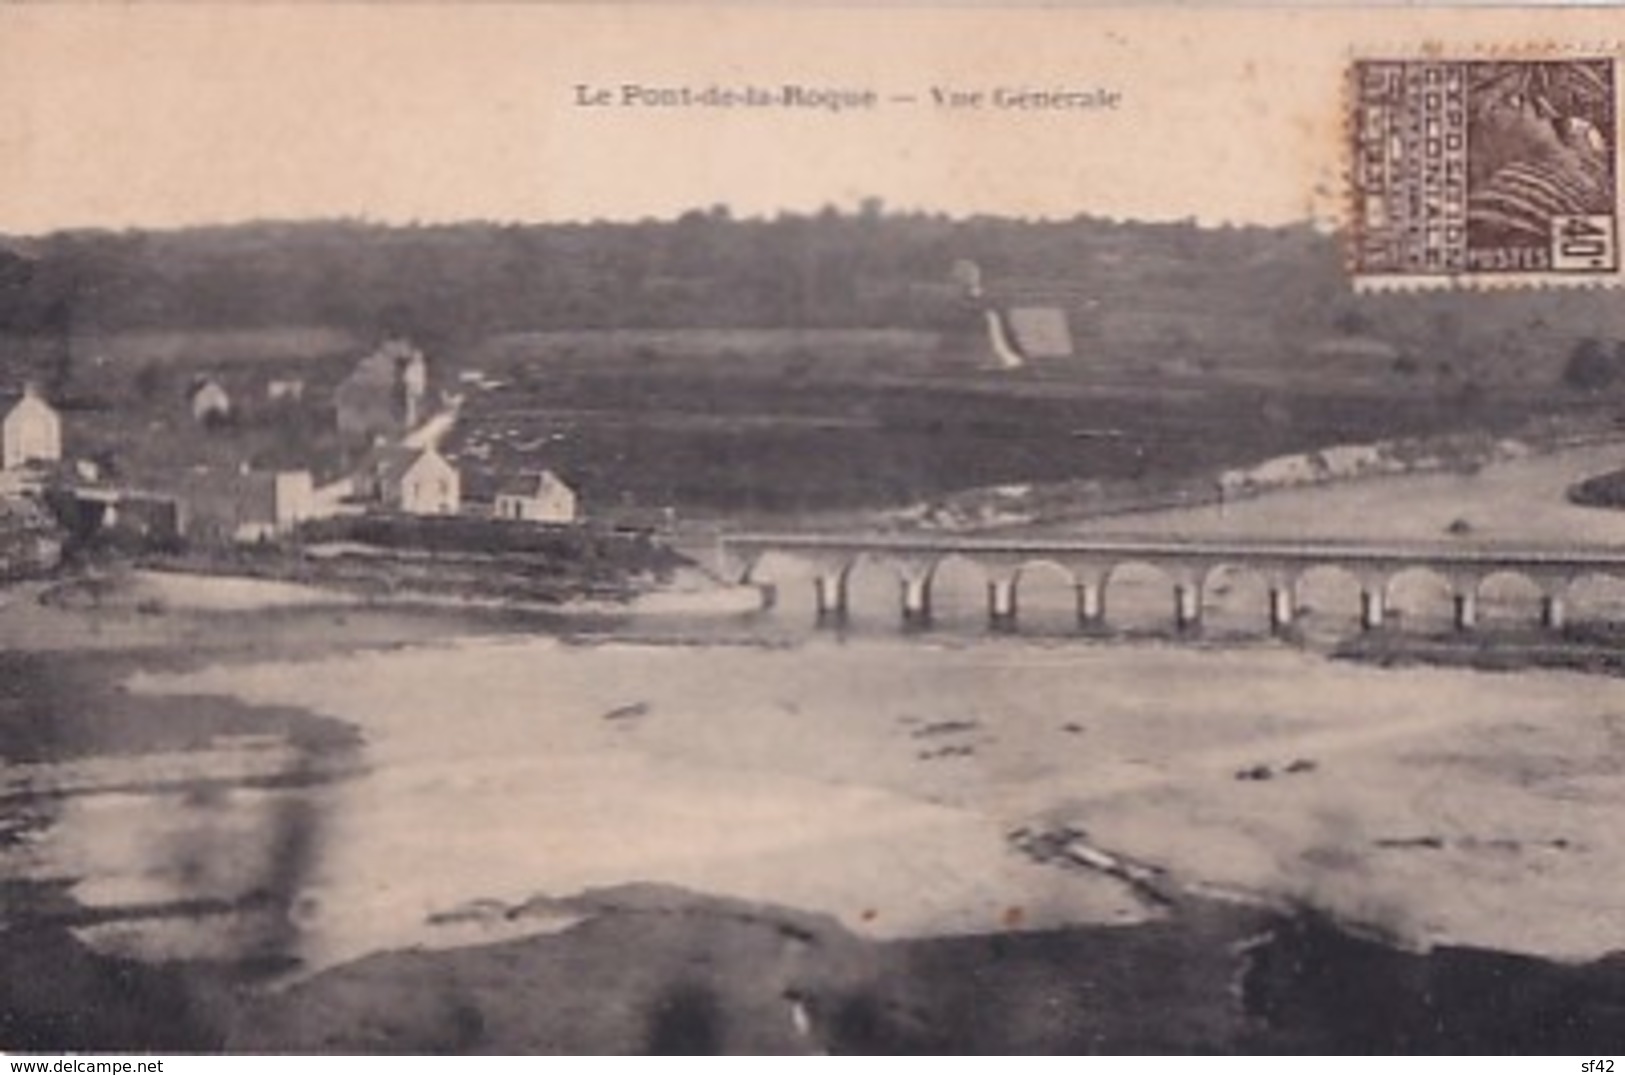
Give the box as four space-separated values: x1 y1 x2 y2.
715 532 1625 634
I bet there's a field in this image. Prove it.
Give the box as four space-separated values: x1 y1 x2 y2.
71 326 362 367
0 328 367 484
444 344 1555 521
0 317 1613 525
476 328 946 369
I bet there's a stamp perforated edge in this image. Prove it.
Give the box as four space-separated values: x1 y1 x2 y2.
1341 41 1625 293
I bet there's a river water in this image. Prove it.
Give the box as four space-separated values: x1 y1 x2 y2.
6 593 1623 982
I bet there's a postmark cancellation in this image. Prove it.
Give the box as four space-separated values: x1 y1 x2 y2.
1350 55 1620 289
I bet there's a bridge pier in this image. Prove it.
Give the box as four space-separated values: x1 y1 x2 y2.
1269 585 1295 636
1174 583 1202 633
1361 588 1386 631
988 578 1018 632
1542 593 1567 631
901 576 932 630
1453 590 1478 632
1076 581 1105 630
814 573 848 627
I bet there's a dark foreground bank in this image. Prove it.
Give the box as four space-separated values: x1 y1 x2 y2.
4 883 1624 1054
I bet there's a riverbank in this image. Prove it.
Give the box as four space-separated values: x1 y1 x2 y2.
0 563 762 654
870 423 1625 536
1081 438 1625 546
222 883 1625 1054
1334 623 1625 675
10 878 1625 1054
126 514 689 611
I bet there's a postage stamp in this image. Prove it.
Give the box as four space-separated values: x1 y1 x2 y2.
1350 56 1620 287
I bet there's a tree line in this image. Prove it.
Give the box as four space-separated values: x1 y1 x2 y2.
4 208 1625 387
0 211 1331 342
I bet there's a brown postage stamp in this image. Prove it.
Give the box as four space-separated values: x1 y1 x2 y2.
1350 56 1620 288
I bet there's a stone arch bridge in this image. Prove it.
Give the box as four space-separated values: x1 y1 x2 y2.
715 532 1625 634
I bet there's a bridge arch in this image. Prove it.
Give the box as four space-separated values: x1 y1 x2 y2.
1564 571 1625 625
1198 562 1273 635
1293 564 1366 635
925 553 991 629
740 549 822 586
1384 565 1458 632
1474 570 1547 628
738 549 825 620
1102 559 1181 632
841 552 913 628
1014 557 1078 588
1013 558 1081 634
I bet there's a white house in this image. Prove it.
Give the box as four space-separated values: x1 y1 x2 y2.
188 377 232 426
494 470 578 524
3 384 62 471
266 377 306 403
373 445 460 516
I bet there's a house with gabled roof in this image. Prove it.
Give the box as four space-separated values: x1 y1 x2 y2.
494 469 578 524
363 445 460 516
188 376 233 426
2 383 62 472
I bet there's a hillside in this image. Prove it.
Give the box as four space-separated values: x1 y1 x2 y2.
6 211 1625 519
4 213 1625 394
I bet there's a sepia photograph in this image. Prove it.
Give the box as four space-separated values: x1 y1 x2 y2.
2 1 1625 1056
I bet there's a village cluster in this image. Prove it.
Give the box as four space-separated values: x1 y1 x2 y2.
0 338 581 559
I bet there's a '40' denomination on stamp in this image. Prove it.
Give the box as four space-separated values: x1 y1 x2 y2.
1350 56 1619 287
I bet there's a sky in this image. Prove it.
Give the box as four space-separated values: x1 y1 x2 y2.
0 3 1619 235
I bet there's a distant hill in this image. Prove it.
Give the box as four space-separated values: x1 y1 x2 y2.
5 212 1625 393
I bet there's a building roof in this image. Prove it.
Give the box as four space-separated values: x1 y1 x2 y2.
369 444 453 487
2 384 58 420
187 376 229 399
496 469 573 499
1005 306 1075 359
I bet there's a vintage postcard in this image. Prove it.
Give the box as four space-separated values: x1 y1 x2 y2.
3 2 1625 1058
